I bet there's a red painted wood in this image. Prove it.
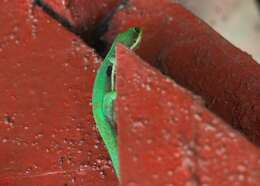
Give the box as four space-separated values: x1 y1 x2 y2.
116 45 260 186
1 0 259 185
70 0 120 30
37 0 74 23
0 1 117 185
107 0 260 146
41 0 121 31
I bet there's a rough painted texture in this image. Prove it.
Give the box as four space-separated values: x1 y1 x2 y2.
70 0 121 31
107 0 260 145
37 0 74 23
0 1 118 185
41 0 121 31
116 45 260 186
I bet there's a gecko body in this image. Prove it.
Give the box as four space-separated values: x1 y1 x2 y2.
92 27 143 177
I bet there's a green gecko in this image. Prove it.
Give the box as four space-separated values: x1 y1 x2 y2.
92 27 143 177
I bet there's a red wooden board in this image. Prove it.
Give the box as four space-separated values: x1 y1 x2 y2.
107 0 260 146
41 0 121 31
0 1 118 185
116 45 260 186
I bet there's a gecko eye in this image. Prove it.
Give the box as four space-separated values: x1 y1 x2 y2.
133 27 141 33
106 65 113 77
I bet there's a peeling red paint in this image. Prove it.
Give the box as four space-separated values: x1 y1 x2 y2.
0 1 117 185
116 45 260 186
107 0 260 145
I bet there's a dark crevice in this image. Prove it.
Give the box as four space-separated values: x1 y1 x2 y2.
34 0 78 34
79 0 130 57
35 0 130 58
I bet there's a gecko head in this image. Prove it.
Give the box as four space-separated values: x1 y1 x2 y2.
129 27 143 36
115 27 143 50
129 27 143 50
